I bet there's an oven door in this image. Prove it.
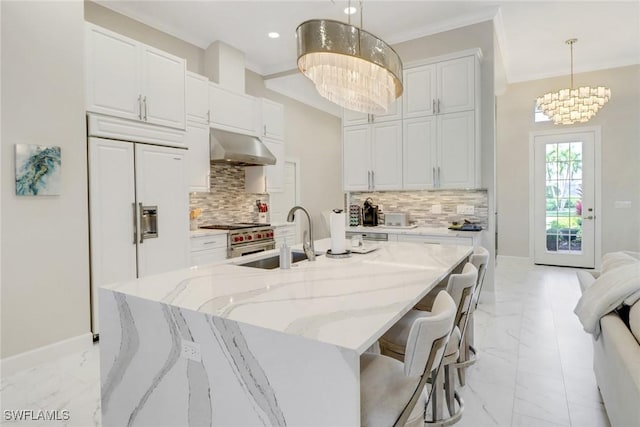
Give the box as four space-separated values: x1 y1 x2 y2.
228 241 276 258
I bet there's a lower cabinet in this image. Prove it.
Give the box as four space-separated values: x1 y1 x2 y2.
190 233 228 266
274 224 296 248
395 234 474 246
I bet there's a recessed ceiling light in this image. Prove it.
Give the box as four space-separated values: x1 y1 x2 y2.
268 32 280 39
344 6 357 15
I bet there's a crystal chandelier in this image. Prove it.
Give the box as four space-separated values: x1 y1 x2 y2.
296 2 403 114
536 38 611 125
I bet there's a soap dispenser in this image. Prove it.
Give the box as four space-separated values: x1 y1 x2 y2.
280 238 291 269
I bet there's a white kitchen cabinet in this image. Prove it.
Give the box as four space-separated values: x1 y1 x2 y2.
245 138 285 193
403 112 476 190
403 55 475 119
85 23 186 130
342 98 402 126
209 82 260 135
186 72 210 124
343 122 402 191
396 233 474 246
274 224 296 248
261 99 284 140
190 233 228 266
185 122 210 192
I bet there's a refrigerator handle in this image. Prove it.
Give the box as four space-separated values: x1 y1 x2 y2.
139 202 145 244
132 202 138 244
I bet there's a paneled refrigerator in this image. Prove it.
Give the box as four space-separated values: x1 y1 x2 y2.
87 114 189 335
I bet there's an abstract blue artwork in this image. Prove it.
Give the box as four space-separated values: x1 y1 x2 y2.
15 144 62 196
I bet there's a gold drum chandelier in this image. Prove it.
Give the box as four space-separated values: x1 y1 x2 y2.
296 2 403 114
536 38 611 125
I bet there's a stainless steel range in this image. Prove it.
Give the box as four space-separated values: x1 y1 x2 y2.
199 223 275 258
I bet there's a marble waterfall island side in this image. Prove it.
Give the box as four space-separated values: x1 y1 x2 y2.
99 240 472 426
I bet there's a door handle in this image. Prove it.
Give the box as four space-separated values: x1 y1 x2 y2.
371 171 375 189
432 167 436 185
437 99 441 114
263 125 267 136
207 110 211 123
584 215 594 220
138 95 143 120
432 99 436 114
132 202 138 244
437 167 441 187
367 171 371 190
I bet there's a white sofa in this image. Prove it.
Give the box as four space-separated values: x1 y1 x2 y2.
576 252 640 427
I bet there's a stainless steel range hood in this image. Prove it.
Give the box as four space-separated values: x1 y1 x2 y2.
210 129 276 166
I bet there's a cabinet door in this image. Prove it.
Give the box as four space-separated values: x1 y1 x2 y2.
371 122 403 190
373 97 403 122
403 65 437 119
209 83 258 135
85 24 140 121
437 56 475 114
88 137 137 333
135 144 189 277
186 72 210 124
343 125 372 191
140 45 186 129
185 123 210 192
403 116 437 190
437 111 476 188
343 109 370 126
244 139 285 193
262 99 284 140
190 248 228 266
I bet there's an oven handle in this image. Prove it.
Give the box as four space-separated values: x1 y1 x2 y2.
229 241 276 258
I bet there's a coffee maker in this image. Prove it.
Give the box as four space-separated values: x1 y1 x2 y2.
362 198 379 227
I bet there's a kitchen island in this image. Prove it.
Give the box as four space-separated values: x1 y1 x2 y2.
99 239 472 426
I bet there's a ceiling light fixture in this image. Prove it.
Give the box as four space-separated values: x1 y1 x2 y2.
536 38 611 125
268 32 280 39
296 0 403 114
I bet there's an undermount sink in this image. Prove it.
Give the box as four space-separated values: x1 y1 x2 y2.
236 251 321 270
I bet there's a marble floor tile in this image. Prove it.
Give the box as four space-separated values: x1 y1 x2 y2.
0 261 611 427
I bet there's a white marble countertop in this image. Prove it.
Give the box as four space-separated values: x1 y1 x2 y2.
189 229 229 238
103 238 471 353
347 225 482 237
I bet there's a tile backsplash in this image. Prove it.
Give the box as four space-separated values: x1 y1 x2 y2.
348 189 488 228
189 164 269 225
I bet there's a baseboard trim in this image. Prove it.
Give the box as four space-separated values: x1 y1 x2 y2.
1 333 94 376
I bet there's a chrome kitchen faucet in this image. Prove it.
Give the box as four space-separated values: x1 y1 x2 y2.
286 206 316 261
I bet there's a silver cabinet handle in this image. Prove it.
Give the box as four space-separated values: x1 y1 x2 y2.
132 202 138 244
139 202 144 243
143 96 148 121
264 176 267 192
371 115 375 123
432 167 436 185
371 170 375 189
263 124 267 136
207 110 211 123
437 99 441 114
138 95 143 120
584 215 594 220
437 166 441 187
432 99 436 114
367 171 371 190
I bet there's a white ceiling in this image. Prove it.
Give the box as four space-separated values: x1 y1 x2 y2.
95 0 640 116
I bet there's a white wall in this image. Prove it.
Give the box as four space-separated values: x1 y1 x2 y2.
497 65 640 257
1 1 90 358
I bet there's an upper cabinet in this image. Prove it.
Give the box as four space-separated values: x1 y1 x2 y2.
343 97 403 126
85 23 186 130
186 72 210 124
403 55 475 119
261 99 284 140
209 82 260 136
246 99 286 193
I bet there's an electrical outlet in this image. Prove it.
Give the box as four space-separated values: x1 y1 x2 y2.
181 340 201 362
431 204 442 214
456 205 475 215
